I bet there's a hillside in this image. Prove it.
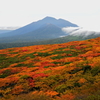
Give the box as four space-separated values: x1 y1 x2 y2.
0 37 100 100
1 34 100 49
0 35 83 49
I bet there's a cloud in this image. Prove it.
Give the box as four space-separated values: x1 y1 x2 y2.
62 27 81 33
62 27 100 37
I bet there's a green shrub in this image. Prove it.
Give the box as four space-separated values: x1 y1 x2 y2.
14 92 53 100
55 84 68 93
8 57 21 63
20 75 30 79
14 63 25 67
85 95 100 100
91 66 100 76
0 54 7 60
69 68 82 74
51 55 64 59
37 52 51 57
0 69 11 78
21 53 36 59
82 65 91 74
74 82 81 87
74 94 100 100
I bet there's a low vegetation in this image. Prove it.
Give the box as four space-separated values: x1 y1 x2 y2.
0 37 100 100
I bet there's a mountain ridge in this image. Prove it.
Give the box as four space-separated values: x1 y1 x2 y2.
0 16 78 38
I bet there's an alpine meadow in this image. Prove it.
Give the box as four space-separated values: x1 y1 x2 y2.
1 37 100 100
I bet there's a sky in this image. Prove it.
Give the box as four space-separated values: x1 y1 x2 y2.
0 0 100 32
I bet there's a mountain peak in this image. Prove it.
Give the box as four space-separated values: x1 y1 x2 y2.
43 16 57 20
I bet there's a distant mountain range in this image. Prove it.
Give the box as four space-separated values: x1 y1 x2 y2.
0 16 100 49
0 27 20 34
0 30 12 34
0 26 20 30
0 26 20 35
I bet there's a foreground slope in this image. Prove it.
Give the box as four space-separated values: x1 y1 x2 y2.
0 37 100 100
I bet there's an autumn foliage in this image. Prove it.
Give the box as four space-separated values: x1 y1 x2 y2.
1 37 100 100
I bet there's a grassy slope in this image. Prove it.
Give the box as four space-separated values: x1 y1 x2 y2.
1 34 100 49
0 35 83 49
0 37 100 100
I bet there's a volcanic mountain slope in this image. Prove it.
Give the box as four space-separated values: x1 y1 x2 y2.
0 37 100 100
0 24 66 43
0 16 78 43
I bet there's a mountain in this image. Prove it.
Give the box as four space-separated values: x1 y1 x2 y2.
0 16 77 49
0 17 76 49
1 37 100 100
0 24 67 43
0 16 78 38
0 23 67 43
1 16 100 49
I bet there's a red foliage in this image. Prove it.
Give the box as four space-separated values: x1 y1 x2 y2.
1 37 100 99
12 85 23 94
61 93 75 100
20 49 28 52
75 46 81 50
33 73 48 78
27 77 35 87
